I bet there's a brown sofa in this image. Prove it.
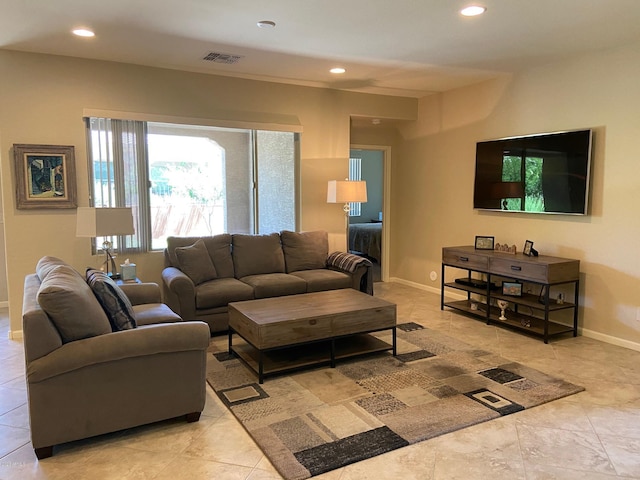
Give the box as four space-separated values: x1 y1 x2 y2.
22 256 211 458
162 230 372 333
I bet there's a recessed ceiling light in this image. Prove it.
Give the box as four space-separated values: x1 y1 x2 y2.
257 20 276 28
460 5 487 16
330 67 346 74
72 28 95 37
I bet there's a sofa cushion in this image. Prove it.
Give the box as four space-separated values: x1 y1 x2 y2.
290 269 351 292
36 256 78 282
166 235 234 279
239 273 307 299
86 269 137 331
281 230 329 273
37 265 112 343
232 233 285 278
195 278 254 309
132 303 183 326
175 239 218 285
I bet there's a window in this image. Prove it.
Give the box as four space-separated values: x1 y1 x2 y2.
87 117 298 251
348 157 362 217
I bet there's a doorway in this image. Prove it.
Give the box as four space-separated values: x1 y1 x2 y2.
349 146 390 282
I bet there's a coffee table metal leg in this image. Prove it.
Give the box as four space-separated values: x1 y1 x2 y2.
330 339 336 368
258 350 264 384
392 326 397 356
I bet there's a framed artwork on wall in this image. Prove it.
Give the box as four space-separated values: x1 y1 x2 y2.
13 144 77 209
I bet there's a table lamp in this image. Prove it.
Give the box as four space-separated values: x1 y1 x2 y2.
76 207 135 279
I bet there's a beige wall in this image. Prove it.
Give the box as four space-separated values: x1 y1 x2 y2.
3 42 639 348
0 50 417 335
392 41 640 348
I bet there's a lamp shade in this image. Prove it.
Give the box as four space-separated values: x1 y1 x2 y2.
327 180 368 203
76 207 135 237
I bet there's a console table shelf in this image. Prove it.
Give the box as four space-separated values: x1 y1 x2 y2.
441 246 580 343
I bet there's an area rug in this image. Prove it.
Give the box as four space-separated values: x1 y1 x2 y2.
206 323 584 480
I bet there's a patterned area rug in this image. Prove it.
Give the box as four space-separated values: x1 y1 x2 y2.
206 323 583 480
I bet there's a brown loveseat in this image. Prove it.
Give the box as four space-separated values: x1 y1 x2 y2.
162 230 372 333
22 256 210 458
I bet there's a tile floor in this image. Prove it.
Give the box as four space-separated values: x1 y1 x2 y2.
2 282 640 479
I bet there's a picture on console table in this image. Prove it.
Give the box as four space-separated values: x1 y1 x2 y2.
502 281 523 297
523 240 537 256
475 235 495 250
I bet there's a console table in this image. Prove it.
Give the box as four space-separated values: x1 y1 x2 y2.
441 246 580 343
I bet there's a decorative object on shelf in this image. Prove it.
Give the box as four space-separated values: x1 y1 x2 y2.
327 179 368 245
470 301 479 311
502 281 522 296
523 239 539 257
13 144 77 209
474 235 495 250
496 299 509 320
76 207 135 279
494 243 517 254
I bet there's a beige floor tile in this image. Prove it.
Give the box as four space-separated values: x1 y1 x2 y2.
0 423 30 455
0 403 30 430
182 414 264 468
517 424 617 475
523 462 622 479
599 434 640 477
152 454 254 480
0 386 27 417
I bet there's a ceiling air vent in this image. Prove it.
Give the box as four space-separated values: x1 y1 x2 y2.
202 52 244 64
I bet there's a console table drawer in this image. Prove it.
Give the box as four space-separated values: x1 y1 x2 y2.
442 249 488 271
490 258 548 283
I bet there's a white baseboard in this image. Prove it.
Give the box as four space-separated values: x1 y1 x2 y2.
579 327 640 352
388 278 640 352
9 329 23 340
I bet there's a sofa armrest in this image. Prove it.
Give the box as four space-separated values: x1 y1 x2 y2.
27 321 210 383
161 267 197 320
119 282 162 305
326 252 373 295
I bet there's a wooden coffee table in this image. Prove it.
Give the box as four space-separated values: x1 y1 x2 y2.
228 289 397 383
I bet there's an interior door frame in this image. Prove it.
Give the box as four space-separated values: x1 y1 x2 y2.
350 144 391 282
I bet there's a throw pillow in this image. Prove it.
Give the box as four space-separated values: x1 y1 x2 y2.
280 230 328 273
232 233 285 278
175 239 217 285
86 269 137 331
37 265 112 343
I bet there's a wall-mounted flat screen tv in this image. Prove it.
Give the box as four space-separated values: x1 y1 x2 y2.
473 129 593 215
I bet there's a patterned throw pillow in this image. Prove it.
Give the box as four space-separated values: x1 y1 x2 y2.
86 269 137 331
175 239 217 285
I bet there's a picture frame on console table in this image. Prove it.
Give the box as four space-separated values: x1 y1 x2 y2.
475 235 495 250
13 144 77 209
523 239 538 257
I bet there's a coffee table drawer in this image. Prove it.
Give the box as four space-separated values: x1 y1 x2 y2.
331 305 396 337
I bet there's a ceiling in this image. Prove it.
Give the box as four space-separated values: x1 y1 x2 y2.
2 0 640 98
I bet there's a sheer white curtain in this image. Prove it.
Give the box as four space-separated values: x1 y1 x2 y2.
86 118 149 253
